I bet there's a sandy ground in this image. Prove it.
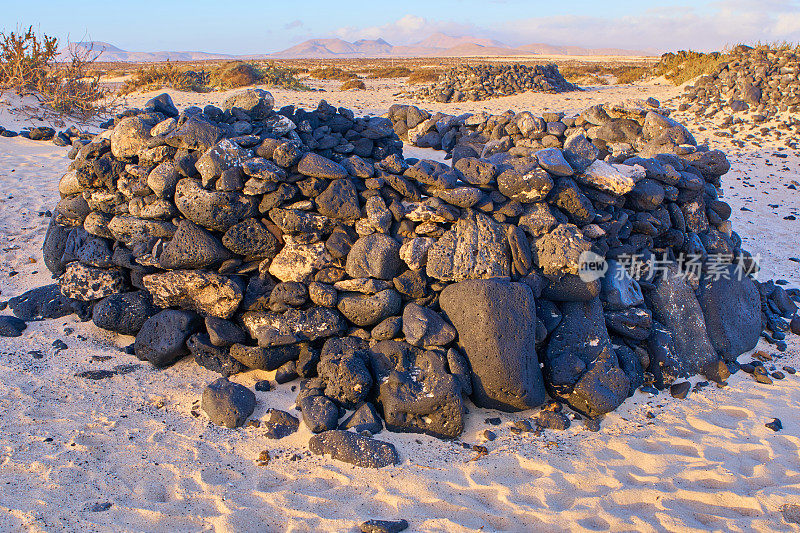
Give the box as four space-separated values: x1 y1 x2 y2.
0 80 799 532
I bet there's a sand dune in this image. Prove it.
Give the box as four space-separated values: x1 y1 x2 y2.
0 81 798 532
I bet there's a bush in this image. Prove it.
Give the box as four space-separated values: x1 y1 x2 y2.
0 26 57 89
652 51 724 85
256 62 311 91
0 27 110 119
615 66 650 84
340 78 366 91
407 69 440 84
119 61 207 94
310 66 356 80
367 66 412 78
209 61 261 89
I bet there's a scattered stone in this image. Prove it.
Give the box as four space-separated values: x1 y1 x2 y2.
201 377 256 428
308 430 399 468
669 381 691 399
536 411 571 430
264 409 299 439
766 418 783 432
360 519 409 533
0 316 27 337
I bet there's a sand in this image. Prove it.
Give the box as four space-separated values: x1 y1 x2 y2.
0 80 799 532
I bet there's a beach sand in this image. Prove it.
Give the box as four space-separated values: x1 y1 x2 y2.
0 79 798 532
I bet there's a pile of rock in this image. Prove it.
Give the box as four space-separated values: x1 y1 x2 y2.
410 64 579 103
680 44 800 122
6 89 799 468
390 98 698 163
0 124 94 146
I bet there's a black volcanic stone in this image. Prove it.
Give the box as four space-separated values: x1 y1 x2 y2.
201 377 255 428
134 310 201 367
308 430 399 468
670 381 691 399
0 315 26 337
440 279 545 411
93 291 158 336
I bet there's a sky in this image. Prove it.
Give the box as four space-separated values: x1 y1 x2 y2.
2 0 800 54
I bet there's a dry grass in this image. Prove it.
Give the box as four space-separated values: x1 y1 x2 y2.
119 61 207 94
560 63 651 85
0 27 112 120
652 51 724 85
209 61 261 89
310 66 357 81
119 60 310 94
255 62 310 91
366 66 412 78
407 68 441 84
340 78 366 91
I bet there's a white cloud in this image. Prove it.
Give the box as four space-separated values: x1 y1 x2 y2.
332 2 800 52
334 15 480 45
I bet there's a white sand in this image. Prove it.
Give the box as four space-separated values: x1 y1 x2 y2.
0 81 799 532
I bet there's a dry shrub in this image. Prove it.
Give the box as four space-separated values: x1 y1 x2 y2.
653 51 724 85
255 62 310 91
210 61 261 88
0 26 57 89
615 66 650 84
367 66 412 78
340 78 366 91
310 66 356 80
119 61 207 94
560 63 653 86
407 69 441 85
40 43 111 118
0 27 111 119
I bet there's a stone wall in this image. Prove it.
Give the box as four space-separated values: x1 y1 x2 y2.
679 44 800 123
410 63 579 103
9 89 798 449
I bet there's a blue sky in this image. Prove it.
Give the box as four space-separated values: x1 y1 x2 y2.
2 0 799 54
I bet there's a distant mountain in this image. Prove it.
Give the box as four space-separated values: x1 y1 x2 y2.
410 32 507 50
270 34 652 58
514 43 655 57
56 34 654 63
269 38 393 59
59 42 237 62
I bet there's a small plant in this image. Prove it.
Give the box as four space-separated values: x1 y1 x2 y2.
340 78 366 91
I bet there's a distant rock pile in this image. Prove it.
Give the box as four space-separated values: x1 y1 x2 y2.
390 98 699 162
680 44 800 122
411 63 579 103
5 89 799 469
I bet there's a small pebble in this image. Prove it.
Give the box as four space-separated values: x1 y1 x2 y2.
766 418 783 432
670 381 691 399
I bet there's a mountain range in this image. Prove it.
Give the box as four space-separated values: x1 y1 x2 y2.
62 33 654 62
